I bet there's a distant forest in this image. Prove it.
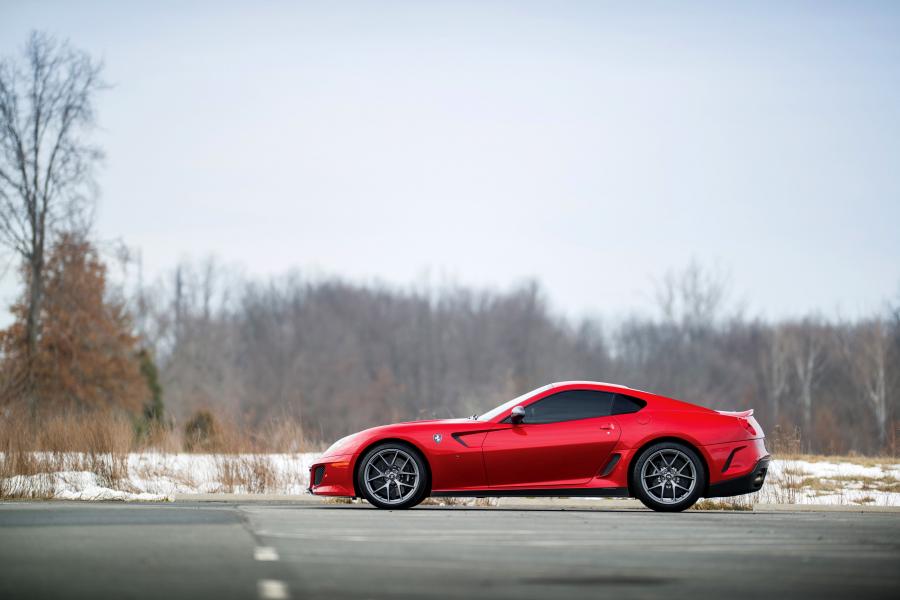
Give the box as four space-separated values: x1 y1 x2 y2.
1 32 897 457
135 260 899 455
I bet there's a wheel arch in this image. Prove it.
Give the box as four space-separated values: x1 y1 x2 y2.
352 437 433 498
625 436 710 496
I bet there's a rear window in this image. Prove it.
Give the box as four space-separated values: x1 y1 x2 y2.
611 394 646 415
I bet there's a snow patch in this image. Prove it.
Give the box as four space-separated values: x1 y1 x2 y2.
3 470 172 502
761 459 900 506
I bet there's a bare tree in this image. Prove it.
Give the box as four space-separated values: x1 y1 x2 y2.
0 32 104 411
654 260 732 340
760 325 790 424
841 318 890 449
783 320 826 441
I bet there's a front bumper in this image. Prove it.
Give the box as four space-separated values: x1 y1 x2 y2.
706 457 770 498
307 454 356 497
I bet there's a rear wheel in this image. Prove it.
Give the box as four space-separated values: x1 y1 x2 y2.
632 442 705 512
357 443 429 509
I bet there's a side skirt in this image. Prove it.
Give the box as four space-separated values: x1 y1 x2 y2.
431 487 630 498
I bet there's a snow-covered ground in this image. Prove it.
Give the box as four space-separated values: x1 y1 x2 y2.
2 453 897 505
0 453 319 502
2 471 175 501
757 458 900 506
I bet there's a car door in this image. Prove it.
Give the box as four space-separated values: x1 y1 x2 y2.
481 389 621 488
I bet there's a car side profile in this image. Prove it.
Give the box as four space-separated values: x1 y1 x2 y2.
308 381 769 512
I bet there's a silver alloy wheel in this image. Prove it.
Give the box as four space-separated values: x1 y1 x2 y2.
363 448 420 505
640 448 697 504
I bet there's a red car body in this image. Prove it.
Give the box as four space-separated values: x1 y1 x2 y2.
309 381 769 502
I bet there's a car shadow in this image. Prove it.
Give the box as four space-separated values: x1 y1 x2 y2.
293 504 648 513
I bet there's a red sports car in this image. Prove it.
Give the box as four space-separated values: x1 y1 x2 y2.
308 381 769 512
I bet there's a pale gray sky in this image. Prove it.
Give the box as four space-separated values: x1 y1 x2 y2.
2 0 899 320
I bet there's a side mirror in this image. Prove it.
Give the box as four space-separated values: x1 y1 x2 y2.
510 405 525 425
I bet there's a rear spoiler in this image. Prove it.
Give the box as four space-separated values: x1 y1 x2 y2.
717 409 761 437
716 409 754 418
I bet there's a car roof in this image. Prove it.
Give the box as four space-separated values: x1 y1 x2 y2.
547 381 714 413
549 380 636 391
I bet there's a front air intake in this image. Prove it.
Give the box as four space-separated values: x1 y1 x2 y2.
313 466 325 486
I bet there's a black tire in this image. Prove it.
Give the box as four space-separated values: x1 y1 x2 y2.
356 442 429 509
631 441 706 512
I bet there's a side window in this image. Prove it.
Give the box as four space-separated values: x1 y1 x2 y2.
520 390 615 424
611 393 646 415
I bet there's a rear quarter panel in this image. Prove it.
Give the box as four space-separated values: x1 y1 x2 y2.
615 407 760 486
618 409 749 448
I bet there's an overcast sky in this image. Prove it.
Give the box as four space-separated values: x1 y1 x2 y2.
2 0 899 321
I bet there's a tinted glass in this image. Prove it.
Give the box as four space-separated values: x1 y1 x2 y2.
520 390 615 423
478 383 555 421
611 394 646 415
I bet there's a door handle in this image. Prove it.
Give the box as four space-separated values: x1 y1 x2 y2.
599 423 615 430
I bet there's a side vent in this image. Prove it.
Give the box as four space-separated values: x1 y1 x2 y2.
721 448 740 473
600 453 621 477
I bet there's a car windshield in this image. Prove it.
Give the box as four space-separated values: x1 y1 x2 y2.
477 384 555 421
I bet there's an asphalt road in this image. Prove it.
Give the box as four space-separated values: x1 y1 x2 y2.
1 502 898 600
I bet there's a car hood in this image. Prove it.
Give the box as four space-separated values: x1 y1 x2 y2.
320 418 488 458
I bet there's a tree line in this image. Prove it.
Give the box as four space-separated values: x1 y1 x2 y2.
130 260 899 454
1 33 897 455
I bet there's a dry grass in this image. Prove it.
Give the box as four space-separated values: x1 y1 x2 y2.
768 424 897 467
0 410 135 498
420 496 499 507
773 453 899 467
214 454 278 494
762 464 801 504
204 419 312 493
255 420 311 453
0 409 314 499
692 498 754 511
420 496 468 506
795 474 899 494
797 477 841 493
323 496 354 504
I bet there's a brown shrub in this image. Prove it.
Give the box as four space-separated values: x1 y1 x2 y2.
184 410 219 451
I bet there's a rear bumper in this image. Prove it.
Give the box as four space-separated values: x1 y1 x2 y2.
705 437 768 477
307 454 356 497
706 457 770 498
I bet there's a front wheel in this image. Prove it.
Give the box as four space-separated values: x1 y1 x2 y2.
632 442 706 512
357 443 429 509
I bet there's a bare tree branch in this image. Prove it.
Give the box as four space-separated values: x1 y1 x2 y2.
0 31 104 413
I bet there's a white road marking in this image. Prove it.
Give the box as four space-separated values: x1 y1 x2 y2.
258 579 290 599
254 546 279 561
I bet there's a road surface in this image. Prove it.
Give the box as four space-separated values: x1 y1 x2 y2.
1 501 898 599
